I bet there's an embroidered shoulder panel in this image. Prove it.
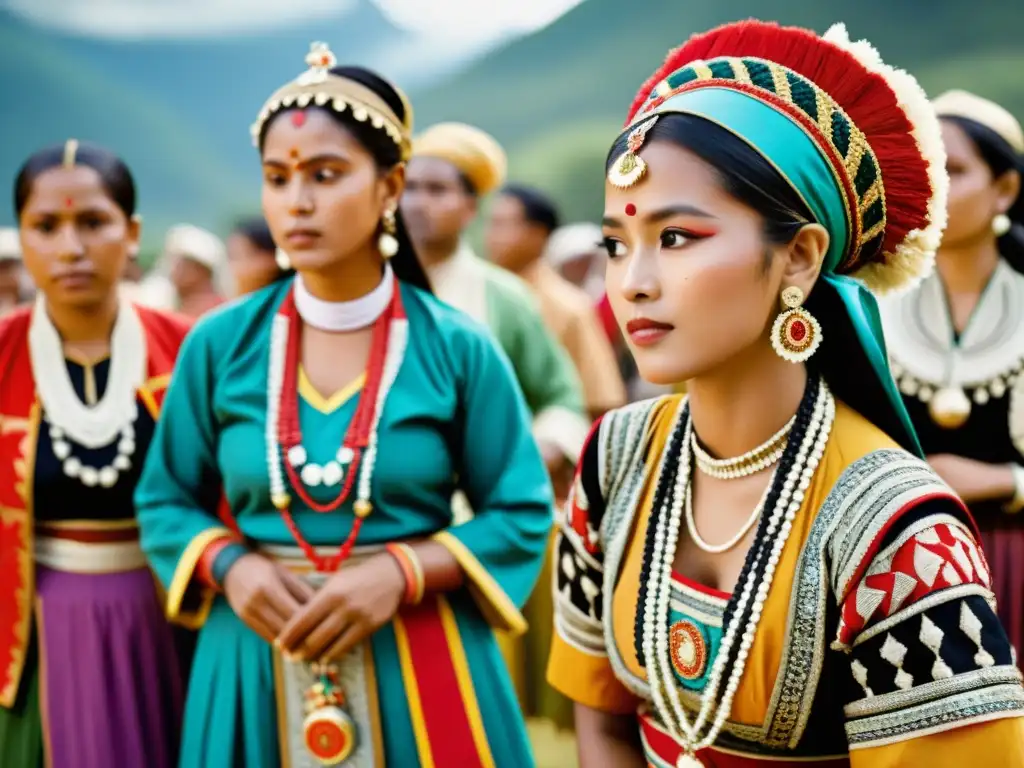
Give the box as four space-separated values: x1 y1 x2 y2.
843 590 1024 749
824 451 959 602
762 449 961 749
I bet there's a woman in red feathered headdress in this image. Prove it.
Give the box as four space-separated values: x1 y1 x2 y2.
546 20 1024 767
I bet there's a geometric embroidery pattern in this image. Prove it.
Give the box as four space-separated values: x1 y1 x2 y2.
836 522 992 646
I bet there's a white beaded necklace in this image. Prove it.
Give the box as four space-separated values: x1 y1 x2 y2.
28 294 145 488
265 302 408 512
293 263 394 332
685 479 771 555
690 415 794 480
643 382 835 766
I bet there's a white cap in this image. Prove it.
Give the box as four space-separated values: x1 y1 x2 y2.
163 224 226 272
543 222 603 267
0 228 21 262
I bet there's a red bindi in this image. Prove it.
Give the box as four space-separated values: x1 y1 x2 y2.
625 203 637 216
64 197 74 209
289 148 300 159
290 110 307 128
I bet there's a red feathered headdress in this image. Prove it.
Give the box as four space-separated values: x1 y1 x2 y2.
620 21 947 294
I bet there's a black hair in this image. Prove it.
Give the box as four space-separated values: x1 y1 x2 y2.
941 114 1024 269
233 216 276 254
13 141 136 218
607 112 920 452
457 173 478 197
258 65 431 293
499 184 560 234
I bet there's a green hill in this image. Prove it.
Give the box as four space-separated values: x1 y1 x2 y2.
0 20 252 255
415 0 1024 225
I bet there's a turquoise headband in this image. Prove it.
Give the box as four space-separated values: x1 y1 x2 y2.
633 86 922 456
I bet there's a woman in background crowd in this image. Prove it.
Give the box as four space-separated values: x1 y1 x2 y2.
0 140 190 767
880 90 1024 661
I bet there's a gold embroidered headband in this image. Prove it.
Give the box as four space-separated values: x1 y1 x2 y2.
250 42 412 160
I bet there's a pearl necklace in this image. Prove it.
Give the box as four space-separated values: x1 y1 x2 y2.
643 382 835 765
690 415 793 480
685 479 771 555
293 263 394 332
266 286 407 572
28 294 145 488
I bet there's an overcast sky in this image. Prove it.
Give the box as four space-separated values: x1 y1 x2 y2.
2 0 587 42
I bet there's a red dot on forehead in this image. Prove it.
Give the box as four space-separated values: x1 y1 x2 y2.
625 203 637 216
290 110 307 128
64 197 74 209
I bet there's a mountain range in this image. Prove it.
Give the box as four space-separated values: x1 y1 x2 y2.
3 0 1022 258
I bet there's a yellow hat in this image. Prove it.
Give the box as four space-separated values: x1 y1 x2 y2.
933 90 1024 154
412 122 507 195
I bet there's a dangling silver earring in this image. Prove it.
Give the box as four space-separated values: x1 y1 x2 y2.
275 248 291 270
993 213 1012 236
378 208 399 259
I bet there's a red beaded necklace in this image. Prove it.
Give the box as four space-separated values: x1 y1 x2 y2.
270 285 404 572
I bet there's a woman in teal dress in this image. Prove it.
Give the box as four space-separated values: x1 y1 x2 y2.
135 44 552 768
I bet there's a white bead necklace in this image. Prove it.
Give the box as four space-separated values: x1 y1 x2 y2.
293 263 393 332
643 382 835 765
684 478 772 555
287 268 394 487
265 306 407 511
690 415 794 480
28 294 145 489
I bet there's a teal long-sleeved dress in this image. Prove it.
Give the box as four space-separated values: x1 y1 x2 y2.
135 278 553 767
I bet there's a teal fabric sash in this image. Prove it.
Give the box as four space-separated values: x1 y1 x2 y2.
642 88 923 455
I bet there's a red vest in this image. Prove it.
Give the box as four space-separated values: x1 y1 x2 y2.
0 304 190 707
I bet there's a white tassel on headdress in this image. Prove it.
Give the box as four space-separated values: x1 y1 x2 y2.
823 24 949 296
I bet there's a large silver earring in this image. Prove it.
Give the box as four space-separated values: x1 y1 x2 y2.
771 286 822 363
378 208 398 259
993 213 1012 236
275 248 291 270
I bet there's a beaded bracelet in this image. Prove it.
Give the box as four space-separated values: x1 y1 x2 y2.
385 542 425 605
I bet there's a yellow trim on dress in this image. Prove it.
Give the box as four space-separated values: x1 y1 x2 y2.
393 611 436 768
432 530 528 636
437 595 498 768
297 368 365 414
164 526 233 629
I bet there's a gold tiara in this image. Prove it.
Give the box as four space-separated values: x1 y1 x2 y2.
250 42 411 160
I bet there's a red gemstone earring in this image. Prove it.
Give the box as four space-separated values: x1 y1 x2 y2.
771 286 821 363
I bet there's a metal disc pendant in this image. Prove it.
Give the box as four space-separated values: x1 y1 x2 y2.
928 386 971 429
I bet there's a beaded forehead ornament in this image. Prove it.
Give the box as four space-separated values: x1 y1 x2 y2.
250 42 412 160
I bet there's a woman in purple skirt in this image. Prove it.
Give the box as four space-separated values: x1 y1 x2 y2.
0 140 191 766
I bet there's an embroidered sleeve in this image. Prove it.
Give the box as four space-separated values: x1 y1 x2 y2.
547 417 640 714
838 499 1024 753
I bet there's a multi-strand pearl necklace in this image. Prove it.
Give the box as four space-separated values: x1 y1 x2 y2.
690 415 794 480
28 294 145 488
643 381 835 766
266 276 407 572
